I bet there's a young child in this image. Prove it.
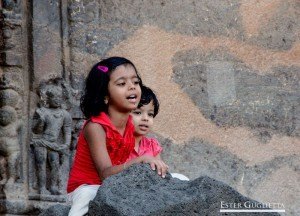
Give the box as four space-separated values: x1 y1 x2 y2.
67 57 168 216
127 85 162 162
129 85 189 181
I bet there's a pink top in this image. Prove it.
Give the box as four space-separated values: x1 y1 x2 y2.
126 136 163 161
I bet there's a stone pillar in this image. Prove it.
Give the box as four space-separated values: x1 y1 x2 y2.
28 0 74 204
0 0 28 214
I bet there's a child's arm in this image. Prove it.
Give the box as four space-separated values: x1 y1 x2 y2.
84 122 123 180
84 122 168 180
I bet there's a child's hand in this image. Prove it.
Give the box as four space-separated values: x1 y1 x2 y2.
140 155 169 178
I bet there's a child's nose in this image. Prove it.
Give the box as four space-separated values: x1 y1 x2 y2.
128 81 136 90
142 114 148 121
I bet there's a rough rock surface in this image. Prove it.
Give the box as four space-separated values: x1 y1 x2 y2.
38 204 70 216
88 164 279 216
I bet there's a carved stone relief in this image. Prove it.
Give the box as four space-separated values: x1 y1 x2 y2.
0 0 25 205
0 89 22 185
30 78 72 197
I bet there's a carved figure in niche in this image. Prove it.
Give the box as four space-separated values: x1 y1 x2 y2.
31 84 72 195
0 105 22 184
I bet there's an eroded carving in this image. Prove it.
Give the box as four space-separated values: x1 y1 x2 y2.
2 0 22 20
31 79 72 195
0 105 22 184
0 88 22 185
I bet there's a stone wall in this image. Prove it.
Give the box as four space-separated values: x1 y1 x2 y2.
0 0 299 215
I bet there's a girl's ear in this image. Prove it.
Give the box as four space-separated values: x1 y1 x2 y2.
104 96 109 105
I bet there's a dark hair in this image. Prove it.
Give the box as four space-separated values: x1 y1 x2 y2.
80 56 143 118
138 85 159 117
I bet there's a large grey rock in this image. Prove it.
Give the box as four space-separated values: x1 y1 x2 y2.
88 164 279 216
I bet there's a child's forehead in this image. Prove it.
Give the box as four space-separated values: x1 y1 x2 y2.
138 100 154 110
111 64 137 79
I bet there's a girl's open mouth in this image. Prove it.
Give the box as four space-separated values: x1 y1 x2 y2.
127 94 137 103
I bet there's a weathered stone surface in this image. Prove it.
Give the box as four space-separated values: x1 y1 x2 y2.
67 0 300 75
249 1 300 50
159 135 300 189
0 71 24 93
1 51 23 66
252 166 300 216
88 164 279 216
66 0 244 70
93 0 244 38
0 200 31 215
160 136 244 186
158 136 300 216
0 89 20 107
32 0 63 85
38 204 70 216
172 49 300 138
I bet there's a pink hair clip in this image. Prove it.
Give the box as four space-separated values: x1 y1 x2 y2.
97 65 109 73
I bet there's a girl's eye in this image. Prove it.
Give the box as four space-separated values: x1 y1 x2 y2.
148 113 154 117
133 111 141 115
133 79 140 85
117 82 126 86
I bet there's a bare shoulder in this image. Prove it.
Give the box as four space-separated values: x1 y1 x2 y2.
83 121 105 139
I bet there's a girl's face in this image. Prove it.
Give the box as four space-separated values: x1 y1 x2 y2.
107 64 141 112
131 101 155 136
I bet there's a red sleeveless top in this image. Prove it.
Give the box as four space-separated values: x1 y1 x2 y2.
67 112 135 193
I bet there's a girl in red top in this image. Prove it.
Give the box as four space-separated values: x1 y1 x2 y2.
67 57 168 216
